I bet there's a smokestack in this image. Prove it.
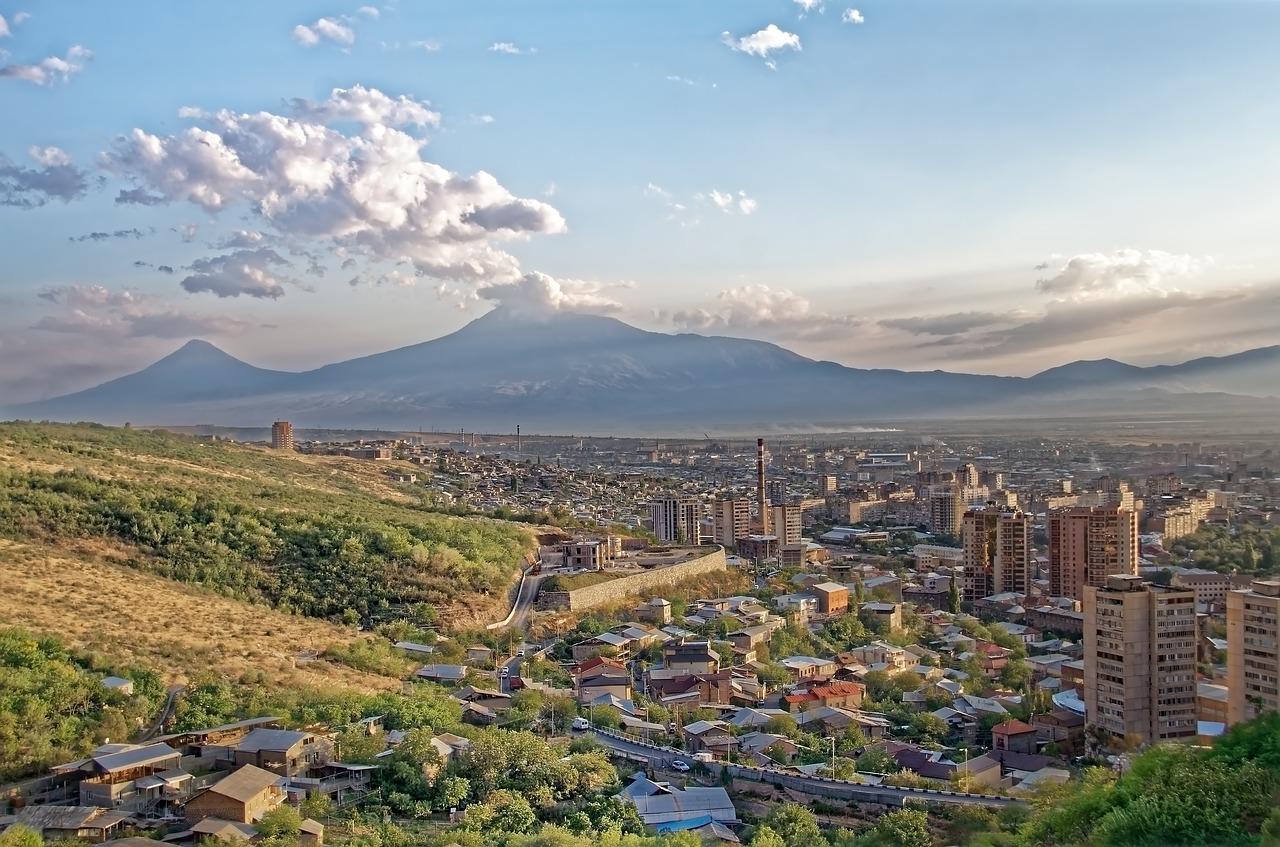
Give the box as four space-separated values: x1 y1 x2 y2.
757 437 770 534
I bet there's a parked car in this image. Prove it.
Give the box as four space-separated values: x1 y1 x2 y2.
671 760 691 772
500 666 510 678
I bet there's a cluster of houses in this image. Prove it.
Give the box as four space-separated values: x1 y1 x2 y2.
0 718 377 845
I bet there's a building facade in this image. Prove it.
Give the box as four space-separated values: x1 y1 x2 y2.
1083 575 1197 746
712 498 751 549
770 504 802 546
1048 506 1138 600
270 421 294 450
1226 578 1280 725
649 496 702 544
961 508 1032 601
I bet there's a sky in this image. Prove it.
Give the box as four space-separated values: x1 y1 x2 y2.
3 0 1280 402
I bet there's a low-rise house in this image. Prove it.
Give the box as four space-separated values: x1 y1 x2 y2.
991 719 1039 754
681 720 735 758
780 656 836 681
621 773 738 830
184 764 286 824
738 732 799 764
414 664 470 685
466 645 495 664
860 602 903 633
1032 709 1085 756
453 686 513 713
6 806 131 843
52 742 184 810
726 707 789 730
572 631 635 662
230 729 333 778
782 680 865 712
648 670 734 707
662 641 720 674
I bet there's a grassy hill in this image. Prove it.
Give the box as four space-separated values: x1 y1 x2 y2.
0 422 536 628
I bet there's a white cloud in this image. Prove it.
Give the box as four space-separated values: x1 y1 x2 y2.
700 189 757 216
842 8 865 24
180 249 294 299
408 39 441 52
214 229 267 249
0 13 9 38
1035 248 1212 300
174 223 199 242
292 17 355 47
489 42 529 55
177 105 208 119
722 24 801 66
478 271 623 315
794 0 823 14
666 75 695 86
13 12 30 25
0 44 91 85
0 146 88 207
33 284 253 338
666 285 859 339
102 84 566 289
357 5 380 18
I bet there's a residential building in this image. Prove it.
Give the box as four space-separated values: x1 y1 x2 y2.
927 485 965 536
1049 506 1138 600
230 729 334 777
861 601 904 633
649 496 701 544
270 421 294 450
1227 578 1280 725
770 504 802 545
712 498 750 548
847 498 889 523
184 764 286 824
1083 575 1197 746
961 508 1032 601
812 581 849 616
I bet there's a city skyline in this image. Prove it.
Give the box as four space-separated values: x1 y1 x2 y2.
4 1 1280 403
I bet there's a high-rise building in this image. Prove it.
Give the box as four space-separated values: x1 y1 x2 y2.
712 498 751 549
957 462 980 487
1048 506 1138 600
1227 578 1280 725
766 479 788 507
771 504 802 546
927 485 965 537
756 438 771 535
820 474 838 494
649 496 702 545
271 420 294 450
961 508 1032 601
1084 575 1197 746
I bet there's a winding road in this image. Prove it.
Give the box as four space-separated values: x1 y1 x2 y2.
487 564 546 632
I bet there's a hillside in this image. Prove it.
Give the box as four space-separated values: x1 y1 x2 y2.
10 308 1277 433
0 422 536 628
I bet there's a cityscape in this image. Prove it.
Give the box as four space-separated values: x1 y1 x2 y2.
2 3 1279 847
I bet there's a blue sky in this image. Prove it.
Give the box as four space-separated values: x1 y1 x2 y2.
2 0 1279 401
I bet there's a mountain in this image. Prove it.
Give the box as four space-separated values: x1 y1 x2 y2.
8 309 1279 433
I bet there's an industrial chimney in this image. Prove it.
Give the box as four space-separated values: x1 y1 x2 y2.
757 437 771 534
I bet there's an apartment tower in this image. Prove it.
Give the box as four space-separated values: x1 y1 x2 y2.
712 498 751 549
771 504 803 546
1048 506 1138 600
1084 575 1197 746
270 420 294 450
649 496 702 545
1226 578 1280 725
961 508 1032 601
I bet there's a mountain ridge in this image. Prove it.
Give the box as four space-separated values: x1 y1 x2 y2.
8 308 1279 433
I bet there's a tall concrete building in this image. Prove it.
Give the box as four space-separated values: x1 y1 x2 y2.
1227 578 1280 725
712 498 751 549
1048 506 1138 600
649 496 702 545
927 485 965 537
1084 575 1197 746
961 508 1032 601
957 462 980 487
820 474 838 495
771 504 802 546
270 420 294 450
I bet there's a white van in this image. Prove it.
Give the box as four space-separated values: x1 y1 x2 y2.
571 717 591 732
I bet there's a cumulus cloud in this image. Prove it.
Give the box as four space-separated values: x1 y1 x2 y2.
214 229 267 249
842 8 865 24
722 25 801 68
478 271 623 315
289 83 439 128
33 284 253 338
0 146 88 207
794 0 823 14
180 249 294 299
665 285 859 340
488 42 530 55
1035 248 1212 299
292 17 355 47
357 5 380 18
0 13 9 38
701 189 757 215
69 228 148 243
101 84 566 289
0 44 91 85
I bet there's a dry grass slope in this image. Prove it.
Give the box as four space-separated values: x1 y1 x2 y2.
0 538 406 692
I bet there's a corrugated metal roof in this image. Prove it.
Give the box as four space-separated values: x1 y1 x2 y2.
93 743 180 773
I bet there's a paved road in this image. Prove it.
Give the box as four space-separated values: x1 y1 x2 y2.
138 685 185 741
589 729 1024 810
487 565 545 632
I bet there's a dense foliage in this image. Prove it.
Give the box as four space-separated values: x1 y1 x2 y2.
0 423 533 622
1168 523 1279 576
0 628 165 779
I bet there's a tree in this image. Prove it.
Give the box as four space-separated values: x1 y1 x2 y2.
466 789 538 836
762 804 827 847
874 807 932 847
257 805 303 847
947 577 961 613
911 713 949 742
0 826 42 847
749 826 788 847
856 746 900 774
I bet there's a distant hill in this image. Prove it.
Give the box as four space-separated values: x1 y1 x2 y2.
8 308 1278 432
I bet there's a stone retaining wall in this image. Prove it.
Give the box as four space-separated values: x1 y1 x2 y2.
537 546 727 611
